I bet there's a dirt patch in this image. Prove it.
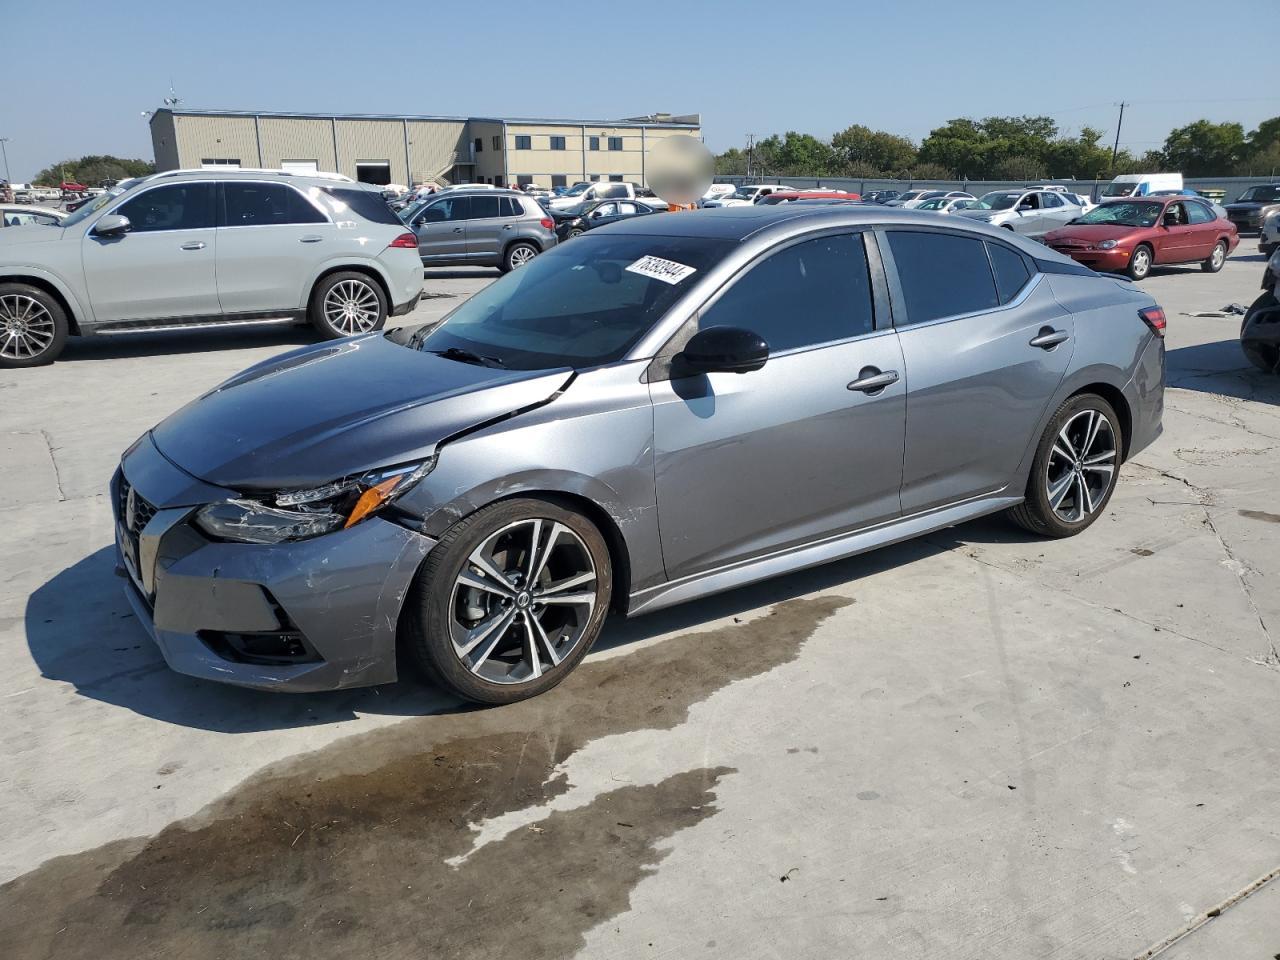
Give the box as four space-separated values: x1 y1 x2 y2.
0 595 848 960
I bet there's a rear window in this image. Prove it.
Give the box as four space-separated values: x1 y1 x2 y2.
319 186 401 225
887 230 999 325
987 243 1031 303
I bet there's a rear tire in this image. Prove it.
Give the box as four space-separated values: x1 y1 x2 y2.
403 497 613 705
1261 244 1277 258
0 282 68 367
1201 239 1227 273
1126 244 1153 280
308 271 387 340
1008 393 1123 538
1242 292 1279 374
498 241 539 274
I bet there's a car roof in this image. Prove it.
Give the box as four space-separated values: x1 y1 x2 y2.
140 169 374 191
595 203 1078 262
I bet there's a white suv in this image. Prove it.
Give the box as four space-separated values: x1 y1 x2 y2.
0 170 424 367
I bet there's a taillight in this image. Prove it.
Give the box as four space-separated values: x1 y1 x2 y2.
1139 306 1166 337
387 232 418 249
539 217 554 230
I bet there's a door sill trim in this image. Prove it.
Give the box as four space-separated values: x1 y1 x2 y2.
90 311 306 335
627 491 1020 616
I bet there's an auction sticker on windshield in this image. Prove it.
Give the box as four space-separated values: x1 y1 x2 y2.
626 255 697 285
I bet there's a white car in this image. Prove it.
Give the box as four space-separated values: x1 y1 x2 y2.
1261 210 1279 257
888 189 976 209
913 196 977 214
703 184 796 208
700 183 737 204
0 205 65 228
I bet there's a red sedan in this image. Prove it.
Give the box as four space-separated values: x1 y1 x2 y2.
1043 196 1238 280
757 190 861 204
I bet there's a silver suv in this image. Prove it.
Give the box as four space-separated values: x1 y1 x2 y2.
406 188 557 272
0 170 425 368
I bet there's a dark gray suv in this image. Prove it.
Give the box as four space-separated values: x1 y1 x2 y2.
407 188 557 272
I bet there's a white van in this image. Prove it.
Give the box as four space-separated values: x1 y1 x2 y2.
1101 173 1184 200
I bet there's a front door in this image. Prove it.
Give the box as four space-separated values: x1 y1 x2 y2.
651 231 905 580
1151 201 1198 263
215 181 332 313
1012 192 1043 236
81 182 219 323
413 194 469 263
882 228 1075 513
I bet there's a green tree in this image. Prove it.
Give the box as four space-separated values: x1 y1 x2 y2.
1247 116 1280 154
991 155 1047 181
715 147 748 176
907 162 956 182
1161 120 1246 176
770 131 837 176
1043 126 1114 179
917 118 984 178
830 124 917 176
33 155 155 187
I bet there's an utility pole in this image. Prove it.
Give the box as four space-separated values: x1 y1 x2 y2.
1111 102 1127 169
0 138 10 183
745 133 755 179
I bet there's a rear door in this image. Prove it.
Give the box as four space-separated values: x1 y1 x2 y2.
1184 199 1220 259
413 195 469 262
216 181 332 313
81 181 219 322
650 230 905 579
463 194 504 262
1039 191 1076 233
883 228 1075 512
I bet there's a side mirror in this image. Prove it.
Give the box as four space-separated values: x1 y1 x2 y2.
94 214 131 237
679 326 769 375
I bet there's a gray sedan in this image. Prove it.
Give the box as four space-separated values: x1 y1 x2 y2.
956 189 1085 238
113 205 1165 704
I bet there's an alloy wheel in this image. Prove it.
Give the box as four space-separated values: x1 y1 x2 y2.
322 279 381 334
1131 248 1151 279
0 294 56 361
1045 408 1118 523
448 518 597 684
508 244 537 268
1210 243 1226 270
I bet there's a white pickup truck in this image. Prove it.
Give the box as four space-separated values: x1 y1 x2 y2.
544 181 643 212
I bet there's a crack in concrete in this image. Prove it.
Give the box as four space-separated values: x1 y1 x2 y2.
37 429 66 502
1135 863 1280 959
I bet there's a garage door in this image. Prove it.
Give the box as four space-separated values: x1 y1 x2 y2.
355 161 391 186
281 160 318 175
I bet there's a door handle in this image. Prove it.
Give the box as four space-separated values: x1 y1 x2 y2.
1029 327 1070 349
453 227 463 233
502 224 513 230
847 367 899 393
180 241 205 251
299 235 323 243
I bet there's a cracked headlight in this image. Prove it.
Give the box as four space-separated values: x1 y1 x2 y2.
194 459 435 544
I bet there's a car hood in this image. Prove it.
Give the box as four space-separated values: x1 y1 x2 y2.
150 334 574 490
1225 201 1263 211
1043 224 1143 243
0 224 66 246
955 208 1007 221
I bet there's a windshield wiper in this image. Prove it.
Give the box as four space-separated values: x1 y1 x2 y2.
428 346 506 368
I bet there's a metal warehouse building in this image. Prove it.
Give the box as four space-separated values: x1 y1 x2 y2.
149 108 702 189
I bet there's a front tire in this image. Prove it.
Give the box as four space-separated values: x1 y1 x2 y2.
498 241 539 274
1126 244 1153 280
0 283 68 367
404 497 613 705
1008 393 1123 538
309 271 387 339
1201 240 1227 273
1242 292 1279 374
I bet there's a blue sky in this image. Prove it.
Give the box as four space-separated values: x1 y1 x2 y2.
2 0 1276 180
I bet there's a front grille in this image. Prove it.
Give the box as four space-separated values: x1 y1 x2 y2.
118 476 158 536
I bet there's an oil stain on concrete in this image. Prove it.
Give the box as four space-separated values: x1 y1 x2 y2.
0 596 848 960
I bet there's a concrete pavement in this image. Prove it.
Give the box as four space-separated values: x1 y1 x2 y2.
1 251 1277 959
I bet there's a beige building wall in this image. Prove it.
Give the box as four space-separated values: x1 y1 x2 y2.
468 120 505 185
407 120 468 185
258 117 337 171
170 115 260 168
502 123 702 187
334 119 409 186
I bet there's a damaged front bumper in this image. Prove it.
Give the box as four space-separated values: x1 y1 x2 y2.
112 434 435 692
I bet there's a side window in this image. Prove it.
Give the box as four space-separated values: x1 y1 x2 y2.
1186 201 1215 224
617 202 638 215
115 183 215 232
514 135 531 150
422 197 466 222
1018 193 1039 210
549 136 567 151
987 242 1032 304
601 184 628 199
223 182 325 226
591 203 618 218
1165 202 1187 226
608 136 623 151
886 230 999 325
470 195 501 219
498 196 520 217
699 233 875 352
589 136 600 151
1042 192 1064 208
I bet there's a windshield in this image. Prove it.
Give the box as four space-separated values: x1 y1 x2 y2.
1074 201 1163 228
1103 181 1137 197
973 192 1020 211
1238 185 1280 203
898 191 923 201
417 234 731 370
727 187 760 200
917 199 945 209
59 186 130 228
563 183 590 197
